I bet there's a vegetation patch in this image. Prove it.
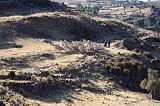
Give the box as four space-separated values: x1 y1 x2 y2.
140 69 160 100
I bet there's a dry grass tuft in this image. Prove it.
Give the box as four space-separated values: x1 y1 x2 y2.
57 40 104 55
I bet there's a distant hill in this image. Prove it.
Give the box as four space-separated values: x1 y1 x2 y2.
50 0 86 4
0 0 68 11
0 0 68 16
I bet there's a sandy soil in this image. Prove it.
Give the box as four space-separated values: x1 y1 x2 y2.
106 47 133 55
27 89 160 106
0 12 160 106
1 38 159 106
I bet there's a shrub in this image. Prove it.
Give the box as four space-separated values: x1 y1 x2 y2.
76 4 100 15
150 59 160 65
8 71 16 79
116 60 144 70
110 66 122 75
38 71 50 77
133 48 140 53
105 65 111 70
43 39 52 43
41 53 55 60
131 53 139 58
109 59 146 78
123 38 138 50
140 69 160 100
143 52 155 59
117 52 124 56
57 40 104 55
108 59 147 90
14 44 23 48
150 59 160 70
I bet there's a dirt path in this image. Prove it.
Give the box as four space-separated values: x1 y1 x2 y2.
106 47 133 55
0 39 56 59
27 90 160 106
1 39 159 106
32 54 86 68
0 39 90 72
0 80 31 83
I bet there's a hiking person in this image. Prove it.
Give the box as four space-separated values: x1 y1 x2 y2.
108 40 111 48
104 40 108 47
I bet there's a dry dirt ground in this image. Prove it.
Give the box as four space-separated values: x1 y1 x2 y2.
28 90 160 106
0 12 160 106
0 38 160 106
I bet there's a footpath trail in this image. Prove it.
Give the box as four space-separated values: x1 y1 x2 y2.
27 89 160 106
106 47 134 55
102 40 135 55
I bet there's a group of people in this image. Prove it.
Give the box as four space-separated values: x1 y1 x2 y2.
104 40 111 48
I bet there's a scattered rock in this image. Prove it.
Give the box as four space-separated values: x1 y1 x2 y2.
0 101 5 106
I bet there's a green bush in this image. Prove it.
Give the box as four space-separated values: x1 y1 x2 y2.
109 59 146 78
140 69 160 100
76 4 99 15
106 59 147 90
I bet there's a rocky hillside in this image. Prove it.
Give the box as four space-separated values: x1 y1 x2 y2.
0 0 68 16
0 2 160 106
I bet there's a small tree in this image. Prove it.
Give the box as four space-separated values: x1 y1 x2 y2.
92 6 100 15
144 16 150 28
60 2 67 11
76 4 99 15
76 4 84 12
140 69 160 100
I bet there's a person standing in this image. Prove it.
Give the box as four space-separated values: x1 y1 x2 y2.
104 40 108 47
108 40 111 48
